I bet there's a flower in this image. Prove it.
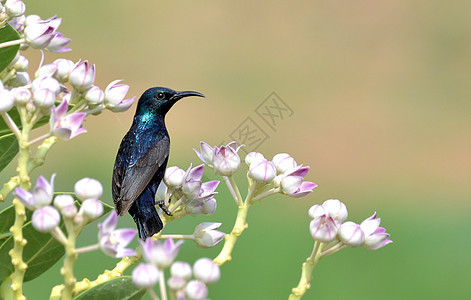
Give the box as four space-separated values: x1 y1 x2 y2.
32 206 60 232
182 164 205 199
9 15 25 32
4 0 26 18
201 197 217 215
132 263 160 289
248 159 277 183
245 151 265 166
12 55 29 72
140 238 183 269
308 204 326 220
310 215 338 242
167 276 186 290
9 72 30 87
14 174 55 210
33 88 55 108
272 153 298 174
24 23 55 49
0 89 14 112
45 32 71 52
193 258 220 284
360 212 392 250
80 199 104 220
11 87 31 105
53 194 75 210
338 221 365 247
185 200 203 216
194 141 216 166
171 261 192 280
213 145 241 176
83 86 104 105
193 222 225 248
32 76 61 96
196 180 219 201
280 166 317 198
54 58 75 82
35 63 58 78
74 177 103 200
164 166 186 189
98 211 137 257
185 280 208 300
69 60 95 91
104 80 135 112
322 199 348 222
50 100 87 140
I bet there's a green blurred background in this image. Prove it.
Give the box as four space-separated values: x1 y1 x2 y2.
1 0 470 298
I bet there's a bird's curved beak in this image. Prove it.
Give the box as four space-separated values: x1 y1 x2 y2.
172 90 205 101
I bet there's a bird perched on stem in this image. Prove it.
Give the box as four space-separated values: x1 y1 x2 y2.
112 87 205 239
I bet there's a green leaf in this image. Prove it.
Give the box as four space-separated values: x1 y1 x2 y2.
74 277 145 300
0 133 19 172
0 199 114 282
0 23 20 74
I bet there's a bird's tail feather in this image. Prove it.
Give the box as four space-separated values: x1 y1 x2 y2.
129 188 163 239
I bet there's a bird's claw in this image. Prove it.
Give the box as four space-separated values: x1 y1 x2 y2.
156 200 173 216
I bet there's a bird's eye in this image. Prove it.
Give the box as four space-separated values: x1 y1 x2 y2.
156 92 165 100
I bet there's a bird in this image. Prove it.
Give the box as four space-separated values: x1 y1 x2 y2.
112 87 205 239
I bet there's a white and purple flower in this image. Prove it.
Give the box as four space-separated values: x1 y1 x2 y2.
98 211 137 258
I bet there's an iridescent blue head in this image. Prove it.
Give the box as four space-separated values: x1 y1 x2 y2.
135 87 205 117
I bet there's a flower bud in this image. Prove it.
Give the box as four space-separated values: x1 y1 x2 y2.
213 145 241 176
185 280 208 300
308 204 326 220
10 72 31 86
193 258 220 284
132 263 159 289
12 55 29 72
272 153 297 174
74 177 103 201
53 194 75 210
33 88 55 108
310 215 338 242
54 58 74 82
322 199 348 222
32 76 61 96
201 197 217 215
194 141 215 166
338 221 365 247
171 261 192 280
104 80 135 112
185 200 202 216
84 85 104 105
5 0 26 18
46 32 71 53
24 23 54 49
61 204 78 218
248 159 276 183
32 174 55 208
81 198 104 219
35 63 58 78
0 89 14 112
193 222 225 248
164 166 185 188
32 206 60 232
11 87 31 105
69 61 95 91
245 151 264 166
167 276 186 290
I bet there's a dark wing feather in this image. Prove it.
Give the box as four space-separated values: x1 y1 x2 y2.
113 128 170 216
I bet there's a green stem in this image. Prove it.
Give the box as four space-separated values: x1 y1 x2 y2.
228 175 243 206
222 176 238 205
60 219 78 300
1 112 21 138
288 242 324 300
9 108 33 300
159 269 167 300
213 201 251 265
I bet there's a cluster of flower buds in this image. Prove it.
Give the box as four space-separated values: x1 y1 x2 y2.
1 0 26 28
309 199 392 250
195 141 317 201
158 164 220 217
14 175 106 232
132 238 183 288
132 246 221 300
